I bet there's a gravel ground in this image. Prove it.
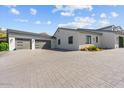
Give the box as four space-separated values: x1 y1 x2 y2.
0 49 124 88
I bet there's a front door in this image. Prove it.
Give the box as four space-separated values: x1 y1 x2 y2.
119 37 124 48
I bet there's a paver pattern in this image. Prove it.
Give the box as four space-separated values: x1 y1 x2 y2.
0 49 124 88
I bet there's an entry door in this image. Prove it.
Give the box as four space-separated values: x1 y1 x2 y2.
119 37 124 48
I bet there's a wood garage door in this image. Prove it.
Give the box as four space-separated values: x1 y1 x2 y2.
35 40 51 49
15 38 31 50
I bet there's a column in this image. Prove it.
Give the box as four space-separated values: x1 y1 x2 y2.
32 39 35 50
9 37 15 51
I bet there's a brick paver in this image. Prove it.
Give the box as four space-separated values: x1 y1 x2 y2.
0 49 124 87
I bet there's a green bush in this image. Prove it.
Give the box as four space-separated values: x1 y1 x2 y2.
87 45 97 51
0 42 9 51
80 45 102 51
80 47 88 51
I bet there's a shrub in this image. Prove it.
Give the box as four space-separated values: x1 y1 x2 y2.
87 45 97 51
0 42 9 51
80 47 88 51
80 45 102 51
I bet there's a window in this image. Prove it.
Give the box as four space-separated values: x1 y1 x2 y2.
96 36 98 43
68 36 73 44
58 39 61 45
86 35 91 44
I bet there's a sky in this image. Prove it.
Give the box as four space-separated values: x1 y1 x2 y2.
0 5 124 35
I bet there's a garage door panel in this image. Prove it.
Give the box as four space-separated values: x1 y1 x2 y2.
35 40 51 49
15 39 31 49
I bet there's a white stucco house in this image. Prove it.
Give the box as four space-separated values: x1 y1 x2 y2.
1 25 124 51
53 25 124 50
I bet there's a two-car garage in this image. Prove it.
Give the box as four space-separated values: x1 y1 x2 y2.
7 29 52 51
15 38 51 50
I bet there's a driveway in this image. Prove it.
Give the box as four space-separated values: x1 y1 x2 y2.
0 49 124 88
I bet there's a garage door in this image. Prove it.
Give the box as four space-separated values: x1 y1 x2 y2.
35 40 51 49
15 38 31 50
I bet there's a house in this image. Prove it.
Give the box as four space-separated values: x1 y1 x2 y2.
7 29 54 51
1 25 124 51
53 25 124 50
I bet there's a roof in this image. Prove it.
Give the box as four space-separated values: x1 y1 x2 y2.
96 25 115 30
7 29 52 39
53 25 124 36
53 27 103 36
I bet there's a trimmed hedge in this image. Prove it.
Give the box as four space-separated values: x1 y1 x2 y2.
0 42 9 51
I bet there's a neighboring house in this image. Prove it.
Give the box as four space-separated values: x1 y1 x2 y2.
0 37 7 42
0 29 7 42
53 25 124 50
7 29 54 51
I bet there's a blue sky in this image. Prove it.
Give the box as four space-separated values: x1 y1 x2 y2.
0 5 124 35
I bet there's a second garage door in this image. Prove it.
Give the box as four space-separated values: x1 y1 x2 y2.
15 38 31 50
35 40 51 49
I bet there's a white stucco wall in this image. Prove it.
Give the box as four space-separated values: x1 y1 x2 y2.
100 32 116 49
77 32 102 48
54 29 102 50
51 39 56 49
9 37 15 51
54 29 79 50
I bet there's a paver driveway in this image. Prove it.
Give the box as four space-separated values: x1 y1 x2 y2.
0 49 124 88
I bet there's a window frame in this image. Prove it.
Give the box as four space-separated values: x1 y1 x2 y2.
86 35 92 44
68 36 73 44
96 36 98 43
58 39 61 45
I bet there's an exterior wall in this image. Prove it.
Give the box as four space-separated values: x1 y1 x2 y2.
78 32 102 49
51 39 56 49
9 37 15 51
54 29 79 50
54 29 102 50
100 32 116 48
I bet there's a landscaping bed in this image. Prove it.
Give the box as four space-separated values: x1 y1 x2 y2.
80 45 103 51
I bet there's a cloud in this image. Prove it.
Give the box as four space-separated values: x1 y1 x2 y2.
61 12 74 16
15 19 28 23
30 8 37 15
111 12 119 18
4 5 16 8
99 19 110 27
52 5 93 16
35 21 41 24
10 8 20 15
100 13 107 18
47 21 52 25
58 16 96 28
34 20 51 25
91 13 95 17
